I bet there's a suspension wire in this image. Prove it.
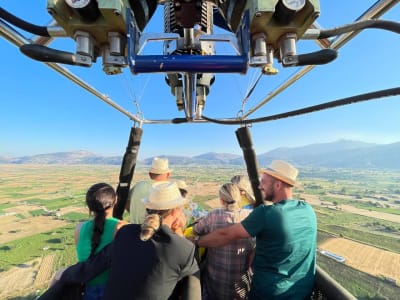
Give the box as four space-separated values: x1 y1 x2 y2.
242 71 263 108
121 72 144 120
202 87 400 125
233 73 245 101
246 68 258 97
236 69 264 119
137 75 151 106
241 66 302 115
238 67 301 117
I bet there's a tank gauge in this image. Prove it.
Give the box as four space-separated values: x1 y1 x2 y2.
64 0 100 22
65 0 91 9
282 0 306 11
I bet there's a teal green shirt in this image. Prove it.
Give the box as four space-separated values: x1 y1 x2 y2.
241 200 317 300
76 217 119 286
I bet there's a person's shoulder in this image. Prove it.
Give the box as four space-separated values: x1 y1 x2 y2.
173 233 196 251
202 208 230 220
130 180 152 195
294 199 314 208
132 180 152 188
74 221 85 230
118 223 140 235
162 226 195 246
238 208 253 218
115 219 128 231
75 220 92 232
253 203 281 216
210 208 229 215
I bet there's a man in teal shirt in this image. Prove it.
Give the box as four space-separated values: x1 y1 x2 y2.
197 160 317 299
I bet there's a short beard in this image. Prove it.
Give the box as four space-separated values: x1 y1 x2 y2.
263 186 275 202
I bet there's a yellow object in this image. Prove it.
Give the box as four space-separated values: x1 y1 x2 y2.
184 227 206 260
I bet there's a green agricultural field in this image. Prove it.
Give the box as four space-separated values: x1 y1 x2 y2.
317 254 399 299
315 207 400 253
1 164 400 299
0 225 76 272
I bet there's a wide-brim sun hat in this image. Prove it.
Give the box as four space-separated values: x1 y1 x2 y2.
149 157 171 174
259 160 299 187
142 181 188 210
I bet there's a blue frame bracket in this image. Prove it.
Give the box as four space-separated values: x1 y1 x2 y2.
127 11 250 75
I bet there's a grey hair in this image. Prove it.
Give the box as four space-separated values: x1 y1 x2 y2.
219 183 241 211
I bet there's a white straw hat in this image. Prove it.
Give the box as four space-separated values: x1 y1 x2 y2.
142 181 187 210
149 157 171 174
260 160 299 186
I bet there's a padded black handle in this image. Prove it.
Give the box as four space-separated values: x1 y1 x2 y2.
297 49 338 66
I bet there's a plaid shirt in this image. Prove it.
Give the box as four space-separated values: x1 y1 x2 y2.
194 208 255 300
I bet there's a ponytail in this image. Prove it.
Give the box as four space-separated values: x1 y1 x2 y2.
85 182 116 257
140 214 161 241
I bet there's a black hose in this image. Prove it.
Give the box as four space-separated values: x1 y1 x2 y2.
318 19 400 39
114 127 143 219
20 44 75 65
201 87 400 125
235 127 263 207
296 49 338 66
0 7 50 37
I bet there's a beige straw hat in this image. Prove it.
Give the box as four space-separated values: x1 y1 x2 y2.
149 157 171 174
259 160 299 186
142 181 187 210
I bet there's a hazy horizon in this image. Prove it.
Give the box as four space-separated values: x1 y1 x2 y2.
1 2 399 159
1 138 399 160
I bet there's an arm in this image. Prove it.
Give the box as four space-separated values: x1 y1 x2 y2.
125 197 131 212
74 222 83 244
197 223 250 248
181 244 200 279
38 243 114 299
60 243 113 284
192 212 211 236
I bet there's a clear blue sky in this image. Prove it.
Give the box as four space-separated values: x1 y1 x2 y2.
1 1 399 160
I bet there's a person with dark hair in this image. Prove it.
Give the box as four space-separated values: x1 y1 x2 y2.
192 183 254 300
74 182 127 300
196 161 317 300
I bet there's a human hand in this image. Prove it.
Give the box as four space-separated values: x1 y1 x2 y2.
171 209 187 236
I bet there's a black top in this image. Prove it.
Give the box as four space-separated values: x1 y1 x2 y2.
38 224 199 300
103 224 199 299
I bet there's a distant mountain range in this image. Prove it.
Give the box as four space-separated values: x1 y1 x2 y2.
1 140 400 170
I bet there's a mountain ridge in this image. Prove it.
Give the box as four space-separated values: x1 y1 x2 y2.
1 140 399 170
